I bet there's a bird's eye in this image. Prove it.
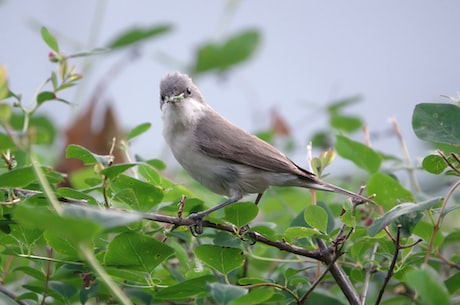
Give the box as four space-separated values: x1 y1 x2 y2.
186 87 192 95
160 95 165 101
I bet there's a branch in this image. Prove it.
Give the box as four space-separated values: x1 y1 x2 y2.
0 284 28 305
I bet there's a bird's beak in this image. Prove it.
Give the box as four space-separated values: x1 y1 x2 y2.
165 93 185 104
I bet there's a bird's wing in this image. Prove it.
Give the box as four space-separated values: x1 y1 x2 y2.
195 110 316 179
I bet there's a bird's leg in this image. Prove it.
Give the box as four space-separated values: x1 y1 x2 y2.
254 193 264 205
187 194 242 235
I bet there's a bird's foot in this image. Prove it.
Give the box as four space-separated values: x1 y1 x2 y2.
187 213 205 236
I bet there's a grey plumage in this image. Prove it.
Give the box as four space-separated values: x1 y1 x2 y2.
160 72 372 231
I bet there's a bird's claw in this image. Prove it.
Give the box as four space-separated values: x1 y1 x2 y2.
187 213 204 235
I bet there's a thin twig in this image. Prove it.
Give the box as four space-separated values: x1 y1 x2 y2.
361 242 379 304
424 178 460 264
0 284 28 305
375 225 402 305
390 118 421 193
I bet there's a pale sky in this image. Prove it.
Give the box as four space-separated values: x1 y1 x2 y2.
1 1 459 172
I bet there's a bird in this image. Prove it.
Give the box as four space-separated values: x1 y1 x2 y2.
160 72 373 233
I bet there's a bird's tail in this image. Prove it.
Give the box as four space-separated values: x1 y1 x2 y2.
305 178 375 205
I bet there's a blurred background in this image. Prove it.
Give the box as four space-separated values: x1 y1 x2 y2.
1 0 459 173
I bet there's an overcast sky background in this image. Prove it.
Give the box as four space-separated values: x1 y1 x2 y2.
1 1 459 175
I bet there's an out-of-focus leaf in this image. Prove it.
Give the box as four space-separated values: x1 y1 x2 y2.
195 245 244 275
412 103 460 145
405 265 452 305
367 173 415 210
330 114 363 132
0 166 37 187
155 275 216 300
327 96 362 113
194 30 260 73
107 24 172 49
36 91 56 105
0 66 9 100
15 203 102 242
68 48 110 58
336 135 381 173
0 133 15 151
422 154 448 174
62 205 142 230
40 27 59 52
207 282 247 305
65 144 97 165
368 197 442 236
127 122 151 140
104 232 174 271
230 286 273 305
0 103 11 122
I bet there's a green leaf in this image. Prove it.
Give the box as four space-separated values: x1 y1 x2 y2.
104 232 174 271
107 24 172 49
15 203 102 242
0 166 37 187
110 174 163 211
335 135 381 173
100 163 136 179
368 197 442 236
330 114 363 132
62 205 142 230
230 287 273 305
36 91 56 105
40 26 59 52
304 204 328 233
56 187 98 205
422 154 448 174
194 30 260 73
146 158 167 170
155 275 216 300
137 163 161 185
44 230 80 257
127 122 151 140
65 144 98 165
207 282 247 305
223 202 258 228
327 95 362 113
284 226 318 243
367 173 415 210
14 266 46 281
412 103 460 145
405 265 452 305
195 245 244 275
445 272 460 294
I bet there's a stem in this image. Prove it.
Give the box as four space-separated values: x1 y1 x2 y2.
375 226 402 305
390 118 421 193
361 242 379 304
424 179 460 264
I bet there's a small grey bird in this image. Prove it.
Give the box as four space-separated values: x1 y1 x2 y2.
160 72 372 233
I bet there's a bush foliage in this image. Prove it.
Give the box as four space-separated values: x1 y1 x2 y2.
0 26 459 305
